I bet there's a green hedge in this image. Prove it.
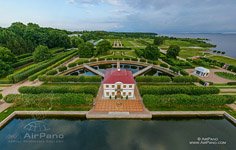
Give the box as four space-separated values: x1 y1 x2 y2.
136 76 172 82
19 85 99 96
58 66 67 72
68 62 77 68
46 70 58 75
0 94 2 99
227 82 236 85
8 51 76 83
39 75 102 83
139 86 220 95
160 63 169 68
12 57 33 68
143 94 235 108
172 76 199 83
4 93 93 108
28 51 77 81
17 53 32 59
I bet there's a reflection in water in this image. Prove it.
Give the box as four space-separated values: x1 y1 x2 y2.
0 118 235 150
68 64 171 77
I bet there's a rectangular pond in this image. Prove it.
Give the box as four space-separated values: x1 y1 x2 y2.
0 117 235 150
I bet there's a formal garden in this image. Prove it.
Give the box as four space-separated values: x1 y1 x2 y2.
0 22 236 121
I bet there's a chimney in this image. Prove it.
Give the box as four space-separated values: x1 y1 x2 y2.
117 61 120 71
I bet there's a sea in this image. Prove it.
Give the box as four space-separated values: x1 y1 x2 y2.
161 33 236 58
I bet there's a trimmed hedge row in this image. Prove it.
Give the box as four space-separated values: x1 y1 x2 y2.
172 76 199 83
143 94 235 108
4 93 93 108
136 76 172 82
39 75 102 83
58 66 67 72
17 53 32 59
7 51 75 83
28 50 77 81
139 86 220 95
46 70 58 75
12 57 33 68
19 85 99 96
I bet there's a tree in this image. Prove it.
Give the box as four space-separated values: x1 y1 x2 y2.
0 60 13 78
0 47 17 64
154 37 165 46
166 45 181 59
78 42 94 58
143 44 160 60
33 45 52 62
70 36 84 48
96 40 111 55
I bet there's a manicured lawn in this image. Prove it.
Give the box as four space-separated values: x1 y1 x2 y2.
208 55 236 66
215 72 236 80
179 48 207 58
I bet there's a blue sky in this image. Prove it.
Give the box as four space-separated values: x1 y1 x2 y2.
0 0 236 33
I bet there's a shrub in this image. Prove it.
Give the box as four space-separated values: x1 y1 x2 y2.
143 94 235 109
139 86 220 95
98 58 105 61
170 66 180 73
227 82 236 85
58 66 67 72
68 62 77 68
160 63 169 68
4 93 93 108
90 58 97 62
136 76 172 83
131 58 138 61
19 85 99 96
0 94 2 99
172 76 199 83
140 58 146 62
8 51 76 83
39 75 102 83
28 51 77 81
215 72 236 80
180 70 189 76
46 70 58 75
12 57 33 68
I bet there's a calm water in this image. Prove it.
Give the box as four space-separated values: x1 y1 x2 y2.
162 33 236 58
0 118 235 150
68 64 170 76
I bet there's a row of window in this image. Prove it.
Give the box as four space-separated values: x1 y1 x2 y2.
106 92 132 96
105 84 133 88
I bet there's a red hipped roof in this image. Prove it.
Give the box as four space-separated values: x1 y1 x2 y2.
103 69 135 84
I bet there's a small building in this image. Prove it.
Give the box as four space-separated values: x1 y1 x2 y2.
102 68 135 99
194 67 210 77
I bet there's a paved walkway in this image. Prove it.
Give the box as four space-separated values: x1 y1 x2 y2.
87 85 151 118
1 80 43 97
0 80 43 113
185 68 235 84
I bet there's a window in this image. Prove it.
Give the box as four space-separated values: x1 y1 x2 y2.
123 92 126 96
106 85 109 88
112 92 115 96
129 85 132 88
128 92 132 96
123 85 126 88
106 92 109 96
112 85 115 88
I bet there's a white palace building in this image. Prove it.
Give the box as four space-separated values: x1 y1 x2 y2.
102 64 135 99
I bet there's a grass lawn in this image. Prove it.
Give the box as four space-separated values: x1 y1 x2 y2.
208 55 236 66
179 48 208 58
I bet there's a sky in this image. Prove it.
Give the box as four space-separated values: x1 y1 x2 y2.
0 0 236 33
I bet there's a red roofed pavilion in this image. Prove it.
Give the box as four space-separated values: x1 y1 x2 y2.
103 67 136 99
